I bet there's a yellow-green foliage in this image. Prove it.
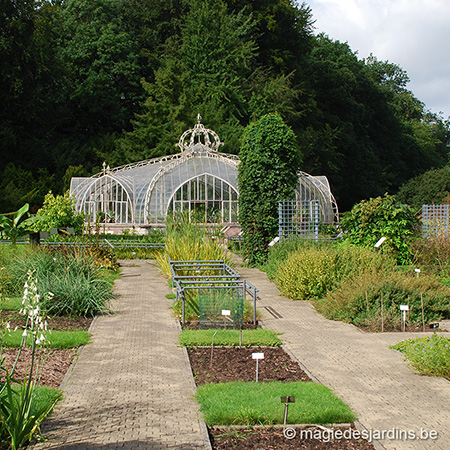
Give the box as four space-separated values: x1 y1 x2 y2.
275 244 394 300
156 216 231 278
316 270 450 330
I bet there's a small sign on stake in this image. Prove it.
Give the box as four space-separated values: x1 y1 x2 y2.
400 305 409 332
281 396 296 426
252 352 264 382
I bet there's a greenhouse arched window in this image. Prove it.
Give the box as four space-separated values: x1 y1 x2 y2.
168 174 238 223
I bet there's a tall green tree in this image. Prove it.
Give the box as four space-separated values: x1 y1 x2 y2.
117 0 259 159
238 114 302 265
396 165 450 210
55 0 143 134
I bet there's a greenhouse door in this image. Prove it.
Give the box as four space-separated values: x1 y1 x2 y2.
168 174 238 223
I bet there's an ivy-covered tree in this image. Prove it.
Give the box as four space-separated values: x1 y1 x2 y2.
238 114 302 265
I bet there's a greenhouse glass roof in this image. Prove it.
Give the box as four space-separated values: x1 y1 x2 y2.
70 116 338 227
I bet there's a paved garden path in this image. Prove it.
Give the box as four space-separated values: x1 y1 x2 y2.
237 261 450 450
34 260 210 450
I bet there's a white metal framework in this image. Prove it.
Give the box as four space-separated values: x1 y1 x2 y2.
70 116 338 227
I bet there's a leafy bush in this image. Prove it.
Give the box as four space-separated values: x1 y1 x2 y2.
0 204 37 245
316 271 450 330
409 237 450 278
274 243 394 300
396 165 450 211
340 193 420 263
264 237 322 280
391 335 450 380
34 191 84 234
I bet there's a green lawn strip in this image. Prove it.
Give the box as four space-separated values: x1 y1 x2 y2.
0 296 22 311
0 384 62 415
196 381 355 425
30 385 63 412
2 330 91 349
391 335 450 380
179 329 282 347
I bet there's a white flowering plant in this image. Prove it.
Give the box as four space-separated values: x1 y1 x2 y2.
0 271 57 450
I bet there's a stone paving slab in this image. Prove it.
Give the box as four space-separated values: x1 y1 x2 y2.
33 260 209 450
237 263 450 450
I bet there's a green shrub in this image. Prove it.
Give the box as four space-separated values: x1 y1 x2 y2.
33 191 84 234
391 335 450 380
275 244 394 300
340 194 420 264
264 238 322 280
410 237 450 278
316 271 450 330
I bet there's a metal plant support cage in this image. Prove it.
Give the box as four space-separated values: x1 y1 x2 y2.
278 200 320 240
169 259 258 327
422 204 450 239
198 286 244 329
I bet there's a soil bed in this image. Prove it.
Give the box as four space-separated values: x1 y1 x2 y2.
1 315 91 389
188 346 311 384
1 347 77 389
1 311 93 332
182 321 259 330
209 425 376 450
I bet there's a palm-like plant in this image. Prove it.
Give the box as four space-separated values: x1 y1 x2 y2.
0 204 37 245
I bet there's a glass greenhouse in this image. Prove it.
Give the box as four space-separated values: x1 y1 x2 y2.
70 116 339 230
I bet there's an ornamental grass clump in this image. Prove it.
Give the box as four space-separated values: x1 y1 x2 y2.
157 215 231 279
4 247 114 317
0 272 61 450
391 335 450 380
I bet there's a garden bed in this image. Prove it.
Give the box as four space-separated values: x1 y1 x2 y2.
1 347 77 389
1 311 93 332
1 315 92 388
188 346 311 384
209 425 376 449
186 341 376 450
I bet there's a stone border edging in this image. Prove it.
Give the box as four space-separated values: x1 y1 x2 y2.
176 320 214 450
58 315 99 391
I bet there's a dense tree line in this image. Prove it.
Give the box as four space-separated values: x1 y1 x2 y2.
1 0 449 213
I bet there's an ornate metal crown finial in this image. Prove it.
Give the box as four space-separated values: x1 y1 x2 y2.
176 115 223 153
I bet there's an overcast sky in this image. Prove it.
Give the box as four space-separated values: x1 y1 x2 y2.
305 0 450 119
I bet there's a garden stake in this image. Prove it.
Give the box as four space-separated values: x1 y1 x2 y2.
281 396 295 426
210 331 218 368
365 291 369 313
252 352 264 382
239 326 242 347
381 293 384 332
421 294 425 332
